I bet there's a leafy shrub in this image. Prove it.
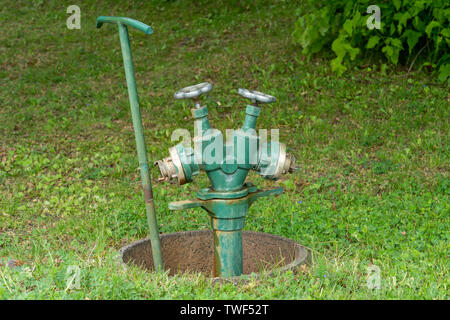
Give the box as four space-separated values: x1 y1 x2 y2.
292 0 449 82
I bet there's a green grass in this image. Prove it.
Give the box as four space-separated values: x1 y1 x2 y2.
0 0 448 299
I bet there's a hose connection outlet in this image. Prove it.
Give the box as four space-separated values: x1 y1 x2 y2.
155 146 186 184
283 153 298 175
257 142 298 180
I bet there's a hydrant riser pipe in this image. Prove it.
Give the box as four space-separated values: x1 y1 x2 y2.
206 198 248 277
167 187 284 277
213 230 243 277
117 23 163 271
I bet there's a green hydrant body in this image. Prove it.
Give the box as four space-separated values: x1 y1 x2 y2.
157 84 296 277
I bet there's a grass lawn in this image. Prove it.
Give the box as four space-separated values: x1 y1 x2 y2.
0 0 448 299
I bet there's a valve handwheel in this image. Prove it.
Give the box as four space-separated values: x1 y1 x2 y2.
174 82 213 100
238 88 276 104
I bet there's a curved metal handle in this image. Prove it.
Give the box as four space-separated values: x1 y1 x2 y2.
174 82 213 100
238 88 276 104
96 16 153 34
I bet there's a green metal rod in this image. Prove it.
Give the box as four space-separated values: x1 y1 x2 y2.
97 16 153 34
96 16 163 271
117 23 163 271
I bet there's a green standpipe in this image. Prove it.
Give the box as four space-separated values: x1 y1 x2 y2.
156 83 297 278
96 16 163 271
168 187 284 278
209 200 247 277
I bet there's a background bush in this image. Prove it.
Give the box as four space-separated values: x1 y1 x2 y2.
293 0 450 82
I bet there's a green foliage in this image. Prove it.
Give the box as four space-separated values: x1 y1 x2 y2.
293 0 450 81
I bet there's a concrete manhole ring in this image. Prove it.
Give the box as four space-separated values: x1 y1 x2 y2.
118 230 310 283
